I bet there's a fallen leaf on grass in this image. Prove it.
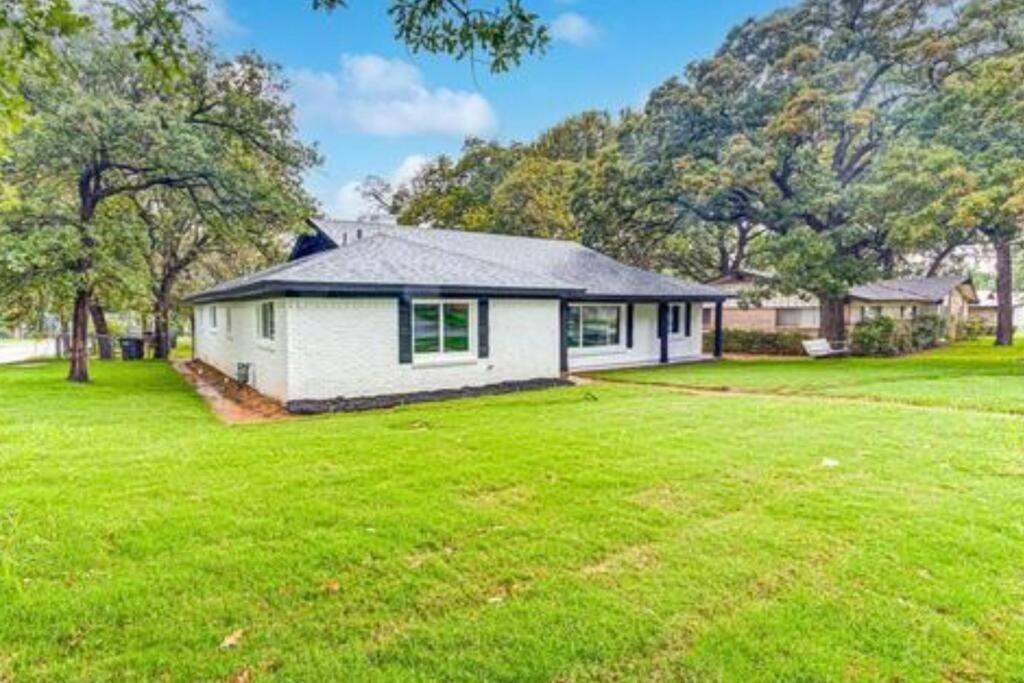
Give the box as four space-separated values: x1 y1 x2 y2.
228 667 251 683
220 629 245 650
321 580 341 595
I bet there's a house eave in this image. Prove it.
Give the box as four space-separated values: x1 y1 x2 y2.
186 281 586 304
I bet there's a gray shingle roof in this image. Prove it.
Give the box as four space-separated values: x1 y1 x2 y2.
189 219 729 303
849 275 975 303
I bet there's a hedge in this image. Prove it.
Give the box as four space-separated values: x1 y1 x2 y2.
702 328 810 356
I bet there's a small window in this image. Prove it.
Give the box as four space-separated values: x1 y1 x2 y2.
209 306 218 330
671 305 681 335
776 309 803 328
568 304 621 349
258 302 275 341
413 301 472 355
702 307 712 326
225 308 233 335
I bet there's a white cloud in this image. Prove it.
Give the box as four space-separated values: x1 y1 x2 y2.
329 154 431 220
198 0 246 36
550 12 600 46
71 0 245 36
290 54 498 138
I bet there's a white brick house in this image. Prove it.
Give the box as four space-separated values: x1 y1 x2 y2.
189 220 729 412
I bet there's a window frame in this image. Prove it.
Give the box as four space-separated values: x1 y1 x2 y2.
411 298 476 361
208 305 218 332
258 301 276 343
567 303 624 353
225 307 233 338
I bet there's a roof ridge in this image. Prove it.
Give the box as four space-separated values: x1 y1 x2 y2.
380 231 581 289
314 217 584 248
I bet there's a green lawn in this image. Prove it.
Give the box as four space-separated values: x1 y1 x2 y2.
604 339 1024 414
2 345 1024 681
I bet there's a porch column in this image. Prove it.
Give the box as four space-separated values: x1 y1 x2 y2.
713 300 724 358
559 300 569 373
658 302 669 364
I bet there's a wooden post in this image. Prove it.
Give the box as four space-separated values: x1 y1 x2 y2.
714 300 724 358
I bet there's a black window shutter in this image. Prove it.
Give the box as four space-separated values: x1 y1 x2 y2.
398 295 412 364
671 305 680 334
478 299 490 358
624 303 633 348
684 302 692 337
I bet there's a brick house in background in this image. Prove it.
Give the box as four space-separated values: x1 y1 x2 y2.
704 270 978 339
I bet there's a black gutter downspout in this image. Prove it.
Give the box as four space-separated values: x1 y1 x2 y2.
658 302 669 364
559 299 569 373
714 300 724 358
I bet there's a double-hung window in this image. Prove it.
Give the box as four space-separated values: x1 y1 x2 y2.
258 302 275 342
209 306 218 331
567 304 622 349
413 301 472 356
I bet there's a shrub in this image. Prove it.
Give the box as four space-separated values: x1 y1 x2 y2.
704 329 809 356
851 316 900 356
852 313 947 356
960 318 991 340
910 313 946 350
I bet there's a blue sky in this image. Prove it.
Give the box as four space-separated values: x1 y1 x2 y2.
206 0 793 218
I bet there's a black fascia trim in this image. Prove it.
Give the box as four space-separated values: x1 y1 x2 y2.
565 293 732 303
187 281 584 304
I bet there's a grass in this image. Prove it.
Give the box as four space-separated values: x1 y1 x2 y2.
604 338 1024 413
2 343 1024 680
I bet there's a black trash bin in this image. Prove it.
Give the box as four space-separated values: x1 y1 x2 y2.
119 337 144 360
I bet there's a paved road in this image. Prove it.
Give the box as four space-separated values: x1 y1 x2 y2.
0 339 57 364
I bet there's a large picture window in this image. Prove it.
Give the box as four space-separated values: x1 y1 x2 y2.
567 304 621 349
414 301 471 355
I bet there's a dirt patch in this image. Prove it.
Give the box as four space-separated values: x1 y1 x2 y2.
172 360 289 424
581 544 659 578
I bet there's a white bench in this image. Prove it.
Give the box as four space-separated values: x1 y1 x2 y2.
802 338 849 358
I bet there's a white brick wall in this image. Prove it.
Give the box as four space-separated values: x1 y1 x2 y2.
194 296 705 403
285 297 561 401
193 300 290 401
567 302 703 371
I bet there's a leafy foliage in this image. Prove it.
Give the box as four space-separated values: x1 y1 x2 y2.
312 0 548 73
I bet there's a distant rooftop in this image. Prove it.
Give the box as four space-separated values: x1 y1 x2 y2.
849 274 977 303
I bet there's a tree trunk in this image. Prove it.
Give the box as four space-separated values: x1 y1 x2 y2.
89 301 114 360
994 238 1014 347
153 298 172 360
818 295 846 342
68 289 91 382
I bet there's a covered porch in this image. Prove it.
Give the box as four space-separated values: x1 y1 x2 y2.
559 298 725 373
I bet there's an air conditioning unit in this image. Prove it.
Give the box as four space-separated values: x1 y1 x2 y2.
236 362 254 386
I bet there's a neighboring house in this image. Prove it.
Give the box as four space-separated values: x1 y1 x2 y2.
848 275 978 339
969 290 1024 330
188 220 729 410
705 271 977 338
704 270 820 333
